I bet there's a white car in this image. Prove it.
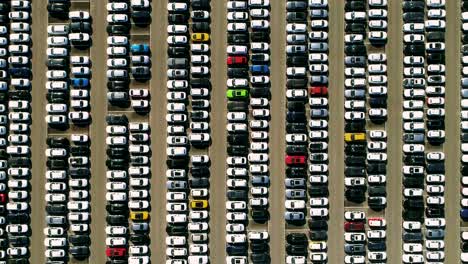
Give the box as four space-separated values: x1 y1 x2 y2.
166 236 186 246
344 211 365 221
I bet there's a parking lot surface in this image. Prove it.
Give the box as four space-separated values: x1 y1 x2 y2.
4 0 468 263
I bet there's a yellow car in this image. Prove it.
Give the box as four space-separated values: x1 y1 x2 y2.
344 133 366 142
191 33 210 42
130 211 149 221
190 200 208 209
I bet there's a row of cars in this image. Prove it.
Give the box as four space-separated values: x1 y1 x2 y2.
461 0 468 260
225 0 272 263
106 0 152 113
283 0 330 263
165 0 212 263
105 0 152 263
45 10 93 129
401 0 447 263
44 135 91 262
0 1 34 263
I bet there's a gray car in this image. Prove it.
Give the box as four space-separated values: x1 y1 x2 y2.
403 133 425 143
462 88 468 98
310 9 328 18
426 229 444 239
286 189 306 199
284 212 305 221
345 56 366 66
166 180 187 190
167 58 188 69
252 176 270 186
285 178 306 188
309 42 328 52
310 109 328 119
286 45 307 54
344 89 365 99
403 231 422 242
344 244 365 255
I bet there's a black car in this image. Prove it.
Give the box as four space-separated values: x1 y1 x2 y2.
46 159 67 170
168 13 188 24
251 210 269 223
345 144 366 155
308 187 329 197
251 253 271 263
106 159 127 170
46 58 67 69
132 11 151 25
7 213 29 224
403 12 424 23
166 224 187 236
191 78 211 88
70 246 90 260
9 236 28 247
69 168 91 178
345 122 365 132
251 54 269 64
368 186 386 196
404 155 425 166
426 162 445 174
228 34 249 44
228 67 248 78
286 12 307 22
251 31 270 42
368 242 386 251
189 177 209 188
69 235 91 246
227 134 248 145
345 156 366 166
192 0 210 10
190 166 210 177
403 209 423 221
286 123 307 134
48 3 70 19
106 215 127 225
403 176 424 188
11 90 32 101
404 44 425 56
345 23 366 34
250 242 269 253
286 244 307 255
427 32 445 42
46 204 67 215
345 166 365 177
251 87 270 98
47 137 69 147
368 197 386 211
345 189 366 203
166 158 188 169
286 167 307 178
106 203 128 214
308 219 328 230
228 101 248 112
367 163 386 174
345 44 366 56
130 234 149 245
132 66 151 79
286 233 307 245
427 119 444 130
403 199 424 209
192 22 210 33
287 56 307 66
309 231 328 241
345 1 365 11
168 46 189 57
106 114 128 125
287 1 307 11
427 53 445 64
227 145 248 156
71 22 92 33
226 245 247 256
286 112 306 122
287 101 305 111
286 78 307 89
403 1 424 12
369 97 387 108
227 190 248 201
70 146 90 156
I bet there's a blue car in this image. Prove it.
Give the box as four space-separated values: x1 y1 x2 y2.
131 43 150 55
9 67 30 78
71 78 89 88
461 209 468 220
250 65 269 74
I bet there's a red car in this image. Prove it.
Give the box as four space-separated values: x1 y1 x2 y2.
227 56 247 65
344 221 364 232
285 155 306 165
106 247 126 257
0 194 6 203
309 86 328 96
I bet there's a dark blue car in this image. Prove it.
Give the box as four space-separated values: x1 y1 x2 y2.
71 78 89 88
9 68 30 78
250 65 269 74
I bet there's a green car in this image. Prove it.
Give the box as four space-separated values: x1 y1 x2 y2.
226 89 249 100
